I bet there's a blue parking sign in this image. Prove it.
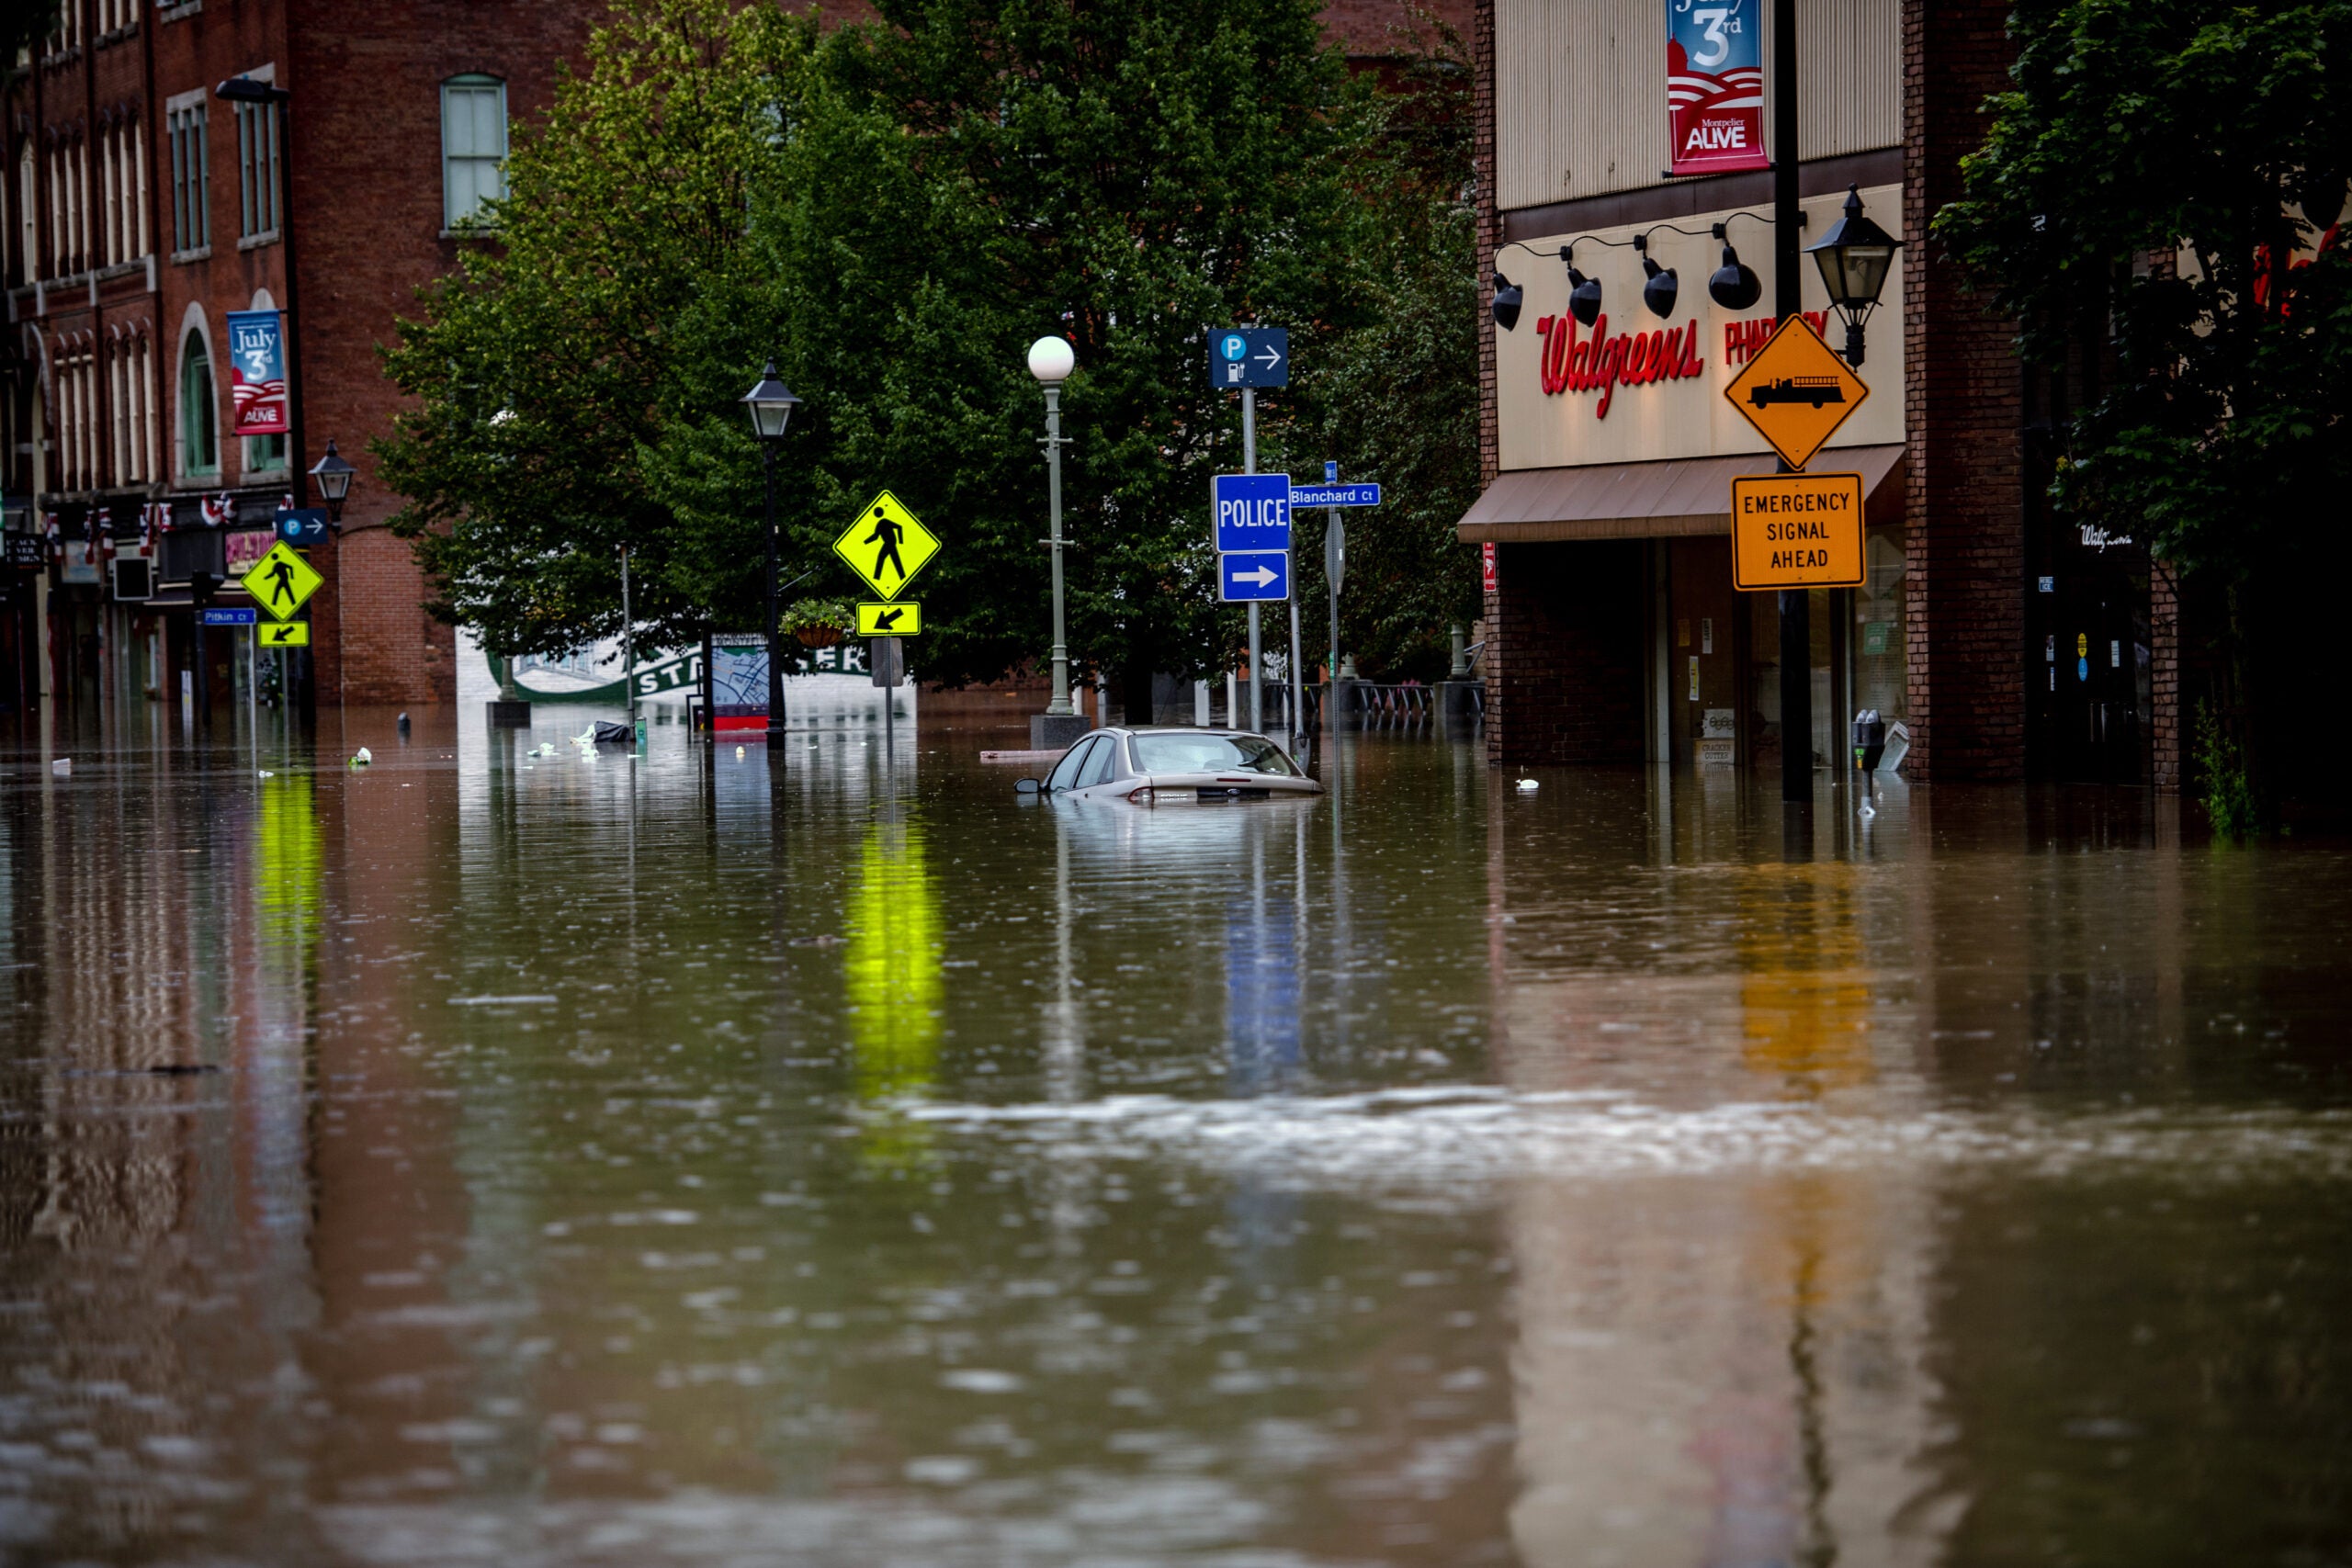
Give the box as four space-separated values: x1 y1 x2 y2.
1219 551 1289 603
1207 327 1289 389
1212 472 1292 553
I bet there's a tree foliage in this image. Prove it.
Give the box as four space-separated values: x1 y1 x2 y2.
1935 0 2350 814
1937 0 2350 585
379 0 1480 688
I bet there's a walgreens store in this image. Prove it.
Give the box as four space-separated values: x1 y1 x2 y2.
1462 0 2167 788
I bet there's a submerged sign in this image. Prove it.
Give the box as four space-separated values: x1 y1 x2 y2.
1666 0 1767 177
1730 472 1864 590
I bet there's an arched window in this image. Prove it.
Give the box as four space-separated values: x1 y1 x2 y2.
180 333 218 476
441 74 508 230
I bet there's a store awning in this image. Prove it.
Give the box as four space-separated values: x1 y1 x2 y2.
1454 444 1905 544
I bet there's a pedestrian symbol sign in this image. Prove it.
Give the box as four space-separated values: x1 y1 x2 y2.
257 620 311 648
1722 314 1870 470
856 602 922 637
832 491 939 600
240 541 322 621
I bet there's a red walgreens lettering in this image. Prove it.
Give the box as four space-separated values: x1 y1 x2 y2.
1533 313 1705 416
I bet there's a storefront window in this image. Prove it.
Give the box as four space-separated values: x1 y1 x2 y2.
1855 525 1905 724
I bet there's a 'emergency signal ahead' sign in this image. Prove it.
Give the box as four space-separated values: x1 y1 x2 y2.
1731 472 1865 591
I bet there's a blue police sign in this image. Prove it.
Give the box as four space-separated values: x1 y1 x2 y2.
277 508 329 547
201 606 259 626
1288 482 1381 509
1212 473 1292 553
1208 327 1289 389
1219 551 1289 603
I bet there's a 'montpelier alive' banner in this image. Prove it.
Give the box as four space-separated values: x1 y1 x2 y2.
225 310 289 437
1667 0 1768 176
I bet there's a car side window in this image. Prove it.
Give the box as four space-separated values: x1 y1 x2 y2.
1076 737 1118 788
1045 738 1095 794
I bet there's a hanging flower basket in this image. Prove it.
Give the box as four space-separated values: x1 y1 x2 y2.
783 596 855 649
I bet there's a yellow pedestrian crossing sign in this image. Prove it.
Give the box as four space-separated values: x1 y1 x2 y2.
257 621 311 648
857 601 922 637
241 541 322 621
832 490 939 600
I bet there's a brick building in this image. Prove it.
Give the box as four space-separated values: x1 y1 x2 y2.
6 0 1467 726
1460 0 2167 787
4 0 604 719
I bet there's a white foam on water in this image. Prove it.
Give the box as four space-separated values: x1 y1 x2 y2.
879 1085 2352 1190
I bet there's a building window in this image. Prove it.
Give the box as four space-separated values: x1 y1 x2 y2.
234 96 279 240
168 104 209 254
180 333 218 475
441 75 507 231
245 432 287 473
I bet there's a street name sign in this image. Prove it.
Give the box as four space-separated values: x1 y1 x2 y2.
1208 328 1289 389
1213 472 1292 552
1730 472 1865 591
1288 482 1382 509
1722 314 1870 470
832 490 939 600
276 508 329 547
258 621 311 648
856 602 922 637
201 606 258 626
1219 550 1290 602
240 541 322 621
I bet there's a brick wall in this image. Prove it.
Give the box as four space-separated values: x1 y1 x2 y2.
1482 540 1645 766
1902 0 2025 781
2149 558 2179 793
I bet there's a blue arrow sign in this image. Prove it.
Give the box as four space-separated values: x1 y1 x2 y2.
201 606 258 626
277 508 329 547
1288 483 1382 509
1208 327 1290 389
1219 551 1289 603
1212 472 1292 552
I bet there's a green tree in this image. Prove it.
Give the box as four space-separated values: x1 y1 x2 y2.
1294 17 1483 682
379 0 809 661
1936 0 2351 813
384 0 1486 698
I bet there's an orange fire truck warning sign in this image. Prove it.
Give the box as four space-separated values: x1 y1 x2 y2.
1722 313 1870 469
1731 471 1866 591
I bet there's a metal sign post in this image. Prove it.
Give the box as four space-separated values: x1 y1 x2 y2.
1244 386 1259 733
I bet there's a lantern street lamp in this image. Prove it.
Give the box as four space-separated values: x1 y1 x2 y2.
1027 335 1086 750
309 439 356 526
1805 185 1904 367
740 361 801 745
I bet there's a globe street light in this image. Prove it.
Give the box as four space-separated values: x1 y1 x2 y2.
740 361 801 745
1027 335 1084 750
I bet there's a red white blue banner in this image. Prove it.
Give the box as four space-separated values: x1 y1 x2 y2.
225 310 290 436
1667 0 1768 176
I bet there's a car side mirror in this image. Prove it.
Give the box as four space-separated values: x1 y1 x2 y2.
1014 778 1042 795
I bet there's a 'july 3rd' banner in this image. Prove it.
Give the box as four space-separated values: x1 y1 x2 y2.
1667 0 1768 176
225 310 289 436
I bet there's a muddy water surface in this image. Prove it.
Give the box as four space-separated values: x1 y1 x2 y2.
2 707 2347 1566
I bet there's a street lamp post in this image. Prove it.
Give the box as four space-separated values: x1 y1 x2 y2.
309 439 355 525
740 362 801 748
1027 336 1088 752
1805 186 1904 367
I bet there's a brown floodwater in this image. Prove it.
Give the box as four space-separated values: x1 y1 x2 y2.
2 702 2348 1567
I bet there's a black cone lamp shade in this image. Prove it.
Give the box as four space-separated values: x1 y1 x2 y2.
1566 267 1602 329
1491 272 1524 333
1708 243 1762 311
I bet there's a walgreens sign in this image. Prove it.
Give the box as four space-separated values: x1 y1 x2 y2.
1534 310 1835 418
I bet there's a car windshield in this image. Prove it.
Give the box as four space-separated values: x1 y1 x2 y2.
1130 733 1299 777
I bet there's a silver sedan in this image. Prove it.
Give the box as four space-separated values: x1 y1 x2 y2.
1018 728 1323 804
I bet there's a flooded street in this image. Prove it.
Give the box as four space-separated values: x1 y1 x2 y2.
4 707 2349 1567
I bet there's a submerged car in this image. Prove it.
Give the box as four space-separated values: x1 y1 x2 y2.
1018 728 1323 804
